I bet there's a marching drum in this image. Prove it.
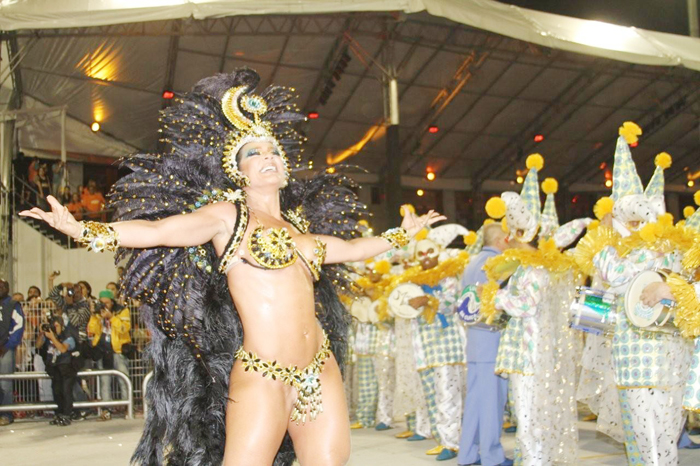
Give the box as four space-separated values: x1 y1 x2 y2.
570 287 617 336
387 283 425 319
624 270 677 334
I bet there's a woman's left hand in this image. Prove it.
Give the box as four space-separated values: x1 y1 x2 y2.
400 206 446 238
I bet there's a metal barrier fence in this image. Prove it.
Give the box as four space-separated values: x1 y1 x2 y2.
0 370 134 419
7 298 152 417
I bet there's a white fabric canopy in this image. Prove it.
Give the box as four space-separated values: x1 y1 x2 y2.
2 0 700 71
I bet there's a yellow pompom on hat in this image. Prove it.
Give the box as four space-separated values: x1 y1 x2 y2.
593 196 614 221
619 121 642 145
485 196 507 219
483 218 495 225
685 206 696 219
463 231 477 246
526 153 544 171
400 204 416 217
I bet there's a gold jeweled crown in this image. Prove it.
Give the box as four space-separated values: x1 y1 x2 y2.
221 86 290 187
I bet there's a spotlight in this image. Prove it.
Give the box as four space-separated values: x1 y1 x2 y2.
91 122 100 132
605 179 613 188
308 111 319 120
428 125 439 134
516 176 524 184
534 134 544 143
416 189 425 197
162 90 174 99
426 172 436 181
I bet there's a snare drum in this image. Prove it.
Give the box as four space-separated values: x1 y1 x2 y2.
624 270 677 334
570 287 617 336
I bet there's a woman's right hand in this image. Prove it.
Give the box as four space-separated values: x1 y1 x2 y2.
19 195 82 239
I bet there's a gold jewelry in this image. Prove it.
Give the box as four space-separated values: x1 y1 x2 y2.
235 335 331 424
248 225 298 269
381 227 409 249
221 86 291 187
76 221 120 253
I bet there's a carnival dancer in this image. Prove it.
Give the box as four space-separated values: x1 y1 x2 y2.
393 225 469 461
574 124 692 466
20 69 447 465
484 158 587 466
457 222 514 466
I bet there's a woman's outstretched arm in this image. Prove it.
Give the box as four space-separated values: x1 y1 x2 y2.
322 207 446 264
20 195 235 249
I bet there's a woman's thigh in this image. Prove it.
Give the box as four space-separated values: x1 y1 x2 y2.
223 360 293 466
288 355 351 466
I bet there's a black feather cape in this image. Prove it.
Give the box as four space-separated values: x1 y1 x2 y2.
109 69 365 465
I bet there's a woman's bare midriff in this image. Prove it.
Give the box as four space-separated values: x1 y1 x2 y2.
227 260 324 368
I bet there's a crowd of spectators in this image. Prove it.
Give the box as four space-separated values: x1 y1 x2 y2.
0 272 147 427
14 154 109 221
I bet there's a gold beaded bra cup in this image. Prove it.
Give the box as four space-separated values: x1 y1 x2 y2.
247 210 327 282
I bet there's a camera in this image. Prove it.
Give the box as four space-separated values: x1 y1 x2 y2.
41 322 52 332
66 287 75 297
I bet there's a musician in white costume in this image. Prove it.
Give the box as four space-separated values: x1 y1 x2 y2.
352 255 398 430
575 123 692 465
486 160 588 465
389 225 469 461
640 192 700 422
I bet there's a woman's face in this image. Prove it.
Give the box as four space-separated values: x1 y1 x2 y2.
107 283 118 296
71 193 81 203
237 140 286 189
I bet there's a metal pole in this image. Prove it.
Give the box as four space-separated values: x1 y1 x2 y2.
690 0 700 37
385 76 402 229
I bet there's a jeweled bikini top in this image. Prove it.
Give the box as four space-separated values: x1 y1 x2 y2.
218 201 326 281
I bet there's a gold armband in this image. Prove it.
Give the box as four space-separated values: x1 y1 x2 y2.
381 227 409 249
76 221 120 253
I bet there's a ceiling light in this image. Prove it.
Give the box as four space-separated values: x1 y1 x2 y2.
91 122 100 132
426 172 436 181
516 176 524 184
326 167 336 174
417 189 425 197
689 180 695 188
605 179 613 188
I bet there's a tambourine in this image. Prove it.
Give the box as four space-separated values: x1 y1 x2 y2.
387 283 425 319
624 269 677 334
350 297 373 323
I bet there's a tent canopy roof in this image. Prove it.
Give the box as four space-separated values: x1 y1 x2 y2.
2 1 699 188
